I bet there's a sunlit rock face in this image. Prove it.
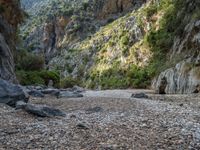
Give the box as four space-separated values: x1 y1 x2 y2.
20 0 145 63
0 0 23 82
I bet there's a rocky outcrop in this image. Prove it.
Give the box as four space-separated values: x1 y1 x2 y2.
152 60 200 94
0 79 29 107
0 0 23 82
21 0 145 64
0 33 16 82
97 0 143 19
153 18 200 94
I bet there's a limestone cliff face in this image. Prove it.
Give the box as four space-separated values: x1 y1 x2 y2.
152 20 200 94
152 0 200 94
21 0 145 63
0 0 23 82
97 0 142 19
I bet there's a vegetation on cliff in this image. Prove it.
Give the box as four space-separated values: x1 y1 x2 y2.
18 0 200 90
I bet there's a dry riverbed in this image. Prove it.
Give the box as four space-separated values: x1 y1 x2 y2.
1 90 200 149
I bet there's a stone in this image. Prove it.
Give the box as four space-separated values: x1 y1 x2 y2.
15 101 27 110
76 123 89 130
24 103 66 117
41 88 60 96
72 85 85 93
57 91 83 98
131 92 149 99
152 59 200 94
85 106 103 114
0 79 29 107
28 90 45 98
48 80 54 88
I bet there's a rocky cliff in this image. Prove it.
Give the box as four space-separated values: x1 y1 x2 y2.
21 0 144 62
0 0 24 82
20 0 200 93
152 0 200 94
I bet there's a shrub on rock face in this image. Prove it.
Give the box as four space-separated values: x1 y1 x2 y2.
16 51 45 71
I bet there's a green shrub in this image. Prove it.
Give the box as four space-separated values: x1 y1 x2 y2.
16 50 45 71
60 77 81 88
120 35 129 45
16 70 60 86
39 70 60 86
16 70 45 86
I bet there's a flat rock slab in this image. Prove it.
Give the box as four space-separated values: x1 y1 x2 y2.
0 79 29 107
16 102 66 117
131 92 149 99
85 106 103 114
27 90 45 98
57 91 83 98
41 88 60 96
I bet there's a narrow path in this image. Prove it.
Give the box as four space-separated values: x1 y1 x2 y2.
1 90 200 149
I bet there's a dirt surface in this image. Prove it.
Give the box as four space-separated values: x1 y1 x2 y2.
1 90 200 150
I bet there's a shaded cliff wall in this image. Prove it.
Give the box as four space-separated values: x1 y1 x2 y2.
0 0 23 82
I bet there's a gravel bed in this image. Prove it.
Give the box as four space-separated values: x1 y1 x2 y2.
1 90 200 149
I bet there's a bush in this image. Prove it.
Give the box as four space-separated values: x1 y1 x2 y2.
16 71 45 86
16 50 45 71
16 70 60 86
39 70 60 87
60 77 81 88
120 35 129 46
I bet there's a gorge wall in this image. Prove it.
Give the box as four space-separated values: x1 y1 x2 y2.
0 0 23 83
20 0 200 93
152 0 200 94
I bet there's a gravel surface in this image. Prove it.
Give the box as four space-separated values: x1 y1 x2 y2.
1 90 200 149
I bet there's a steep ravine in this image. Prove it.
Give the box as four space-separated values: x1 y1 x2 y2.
20 0 200 94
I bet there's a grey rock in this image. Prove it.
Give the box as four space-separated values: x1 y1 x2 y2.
24 103 66 117
0 79 29 107
152 58 200 94
57 91 83 98
85 106 103 114
72 85 85 93
15 101 27 109
28 90 45 98
41 88 60 96
76 123 89 130
0 33 17 83
131 92 149 99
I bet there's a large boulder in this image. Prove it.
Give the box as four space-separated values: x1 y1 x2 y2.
16 101 66 117
152 58 200 94
0 79 29 107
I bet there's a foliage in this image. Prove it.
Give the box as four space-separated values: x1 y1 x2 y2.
60 77 81 88
16 70 60 86
87 63 151 89
16 49 45 71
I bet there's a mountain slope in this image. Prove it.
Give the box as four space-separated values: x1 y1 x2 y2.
20 0 200 93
